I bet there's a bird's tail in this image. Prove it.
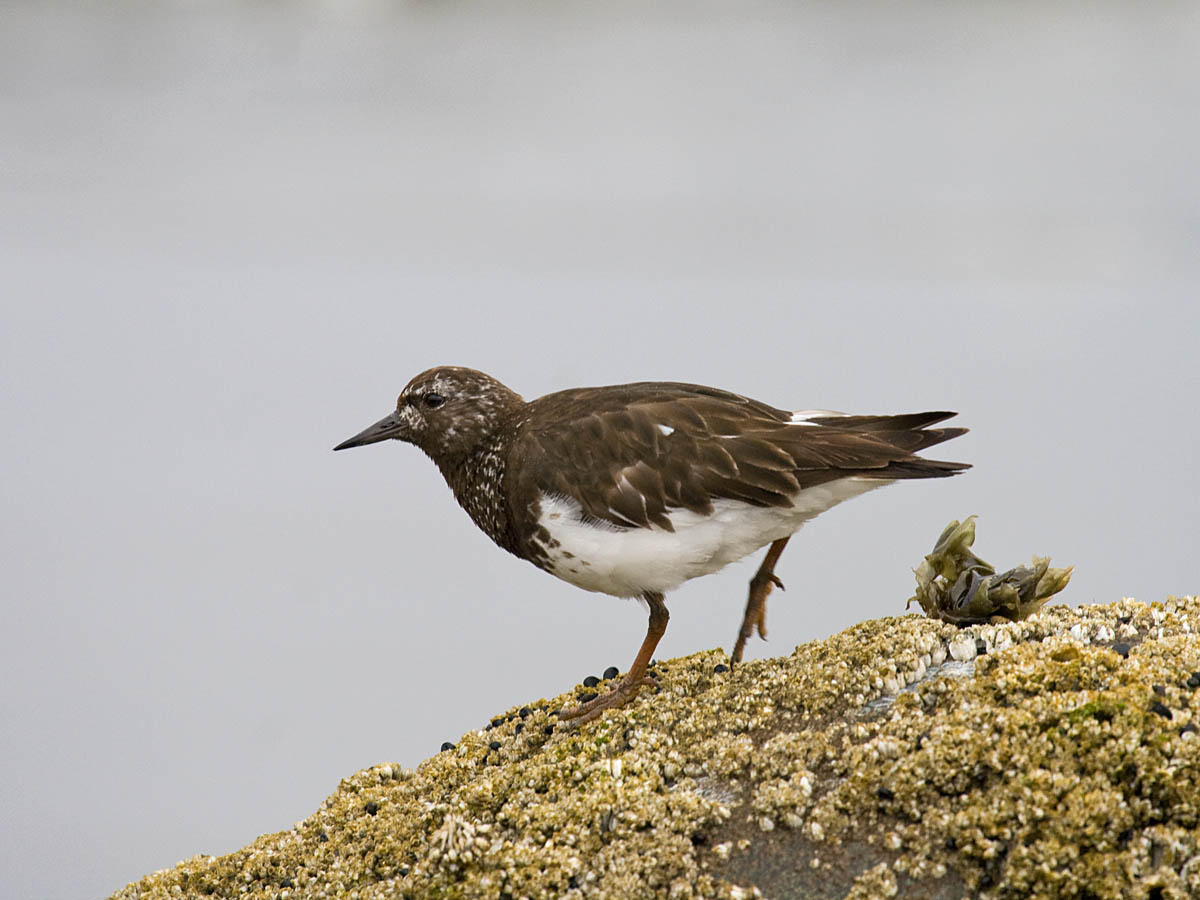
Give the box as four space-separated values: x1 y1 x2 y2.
804 410 970 479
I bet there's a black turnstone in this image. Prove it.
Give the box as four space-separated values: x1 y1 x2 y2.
335 366 969 723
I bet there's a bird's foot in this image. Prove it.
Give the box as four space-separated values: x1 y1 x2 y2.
732 572 784 664
556 673 658 726
756 572 785 593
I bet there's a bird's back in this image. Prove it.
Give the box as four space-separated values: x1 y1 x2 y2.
508 381 968 535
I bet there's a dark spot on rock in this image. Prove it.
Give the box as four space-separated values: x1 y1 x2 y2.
491 717 505 728
1148 887 1165 900
488 740 502 751
365 801 380 816
944 836 957 850
280 878 294 888
1182 722 1198 736
1153 684 1166 696
975 638 988 655
603 666 620 680
583 675 600 688
318 832 328 843
1149 701 1172 719
1118 615 1132 624
399 866 410 876
876 786 895 801
1115 761 1137 783
568 876 579 889
544 725 555 735
714 664 729 673
691 831 708 845
519 706 531 718
515 723 524 735
579 692 598 703
1112 642 1132 658
440 742 456 752
1188 673 1200 689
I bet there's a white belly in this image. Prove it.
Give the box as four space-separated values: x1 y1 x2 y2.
531 477 891 597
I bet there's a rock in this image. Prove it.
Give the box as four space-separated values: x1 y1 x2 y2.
110 596 1200 900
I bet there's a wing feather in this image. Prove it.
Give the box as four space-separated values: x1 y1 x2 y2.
509 383 968 532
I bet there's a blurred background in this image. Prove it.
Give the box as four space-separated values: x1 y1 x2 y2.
2 2 1197 897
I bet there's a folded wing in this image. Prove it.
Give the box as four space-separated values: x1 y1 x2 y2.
510 383 968 532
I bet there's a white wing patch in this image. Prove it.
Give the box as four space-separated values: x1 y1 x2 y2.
657 424 675 436
790 408 848 425
531 477 891 597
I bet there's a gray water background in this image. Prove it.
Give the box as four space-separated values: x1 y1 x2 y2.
2 2 1198 897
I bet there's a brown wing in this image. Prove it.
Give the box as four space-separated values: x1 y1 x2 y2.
510 383 968 532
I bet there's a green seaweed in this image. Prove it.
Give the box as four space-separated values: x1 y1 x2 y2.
909 516 1074 624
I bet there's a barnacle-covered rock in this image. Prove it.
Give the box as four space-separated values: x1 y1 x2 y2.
111 596 1200 900
909 516 1074 624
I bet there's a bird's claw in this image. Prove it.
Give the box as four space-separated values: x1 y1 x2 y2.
556 673 658 726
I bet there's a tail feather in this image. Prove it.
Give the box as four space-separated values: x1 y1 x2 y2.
806 410 970 479
803 411 958 432
869 457 971 480
804 411 967 453
881 425 969 454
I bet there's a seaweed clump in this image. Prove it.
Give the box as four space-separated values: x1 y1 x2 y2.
909 516 1074 624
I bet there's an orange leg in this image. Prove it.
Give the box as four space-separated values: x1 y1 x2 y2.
558 591 668 725
732 537 790 664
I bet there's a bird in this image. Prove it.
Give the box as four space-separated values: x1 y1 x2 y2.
334 366 968 724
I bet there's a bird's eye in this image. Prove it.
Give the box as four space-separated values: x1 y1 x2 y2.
424 393 445 409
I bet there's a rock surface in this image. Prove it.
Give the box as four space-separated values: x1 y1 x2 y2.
112 596 1200 900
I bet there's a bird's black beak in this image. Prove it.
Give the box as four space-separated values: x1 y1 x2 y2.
333 411 406 451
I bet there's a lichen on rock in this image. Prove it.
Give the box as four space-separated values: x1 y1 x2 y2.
111 596 1200 900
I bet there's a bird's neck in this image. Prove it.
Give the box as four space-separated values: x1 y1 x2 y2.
440 432 518 554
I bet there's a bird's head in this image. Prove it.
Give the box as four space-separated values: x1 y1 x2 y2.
334 366 523 467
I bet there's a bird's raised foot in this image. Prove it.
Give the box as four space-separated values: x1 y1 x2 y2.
731 609 767 666
752 572 785 593
556 673 658 726
732 569 788 664
732 537 792 665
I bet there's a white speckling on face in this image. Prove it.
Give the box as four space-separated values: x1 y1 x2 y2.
531 477 892 597
396 403 424 434
657 424 674 436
